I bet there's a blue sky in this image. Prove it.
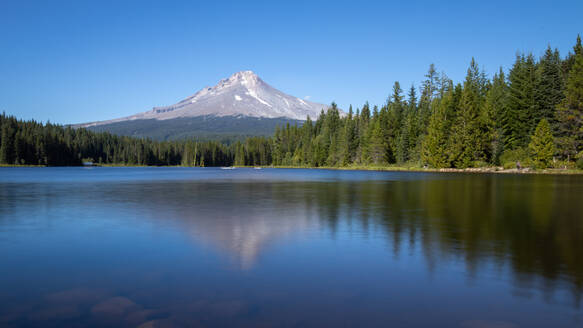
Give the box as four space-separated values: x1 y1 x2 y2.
1 0 581 124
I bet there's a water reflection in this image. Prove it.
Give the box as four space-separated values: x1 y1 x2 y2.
0 168 582 327
108 175 583 302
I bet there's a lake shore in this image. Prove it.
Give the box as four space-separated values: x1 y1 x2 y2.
2 164 582 174
255 165 583 175
0 164 46 168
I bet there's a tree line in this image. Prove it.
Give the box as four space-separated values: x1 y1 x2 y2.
269 35 583 170
0 115 237 166
1 35 582 169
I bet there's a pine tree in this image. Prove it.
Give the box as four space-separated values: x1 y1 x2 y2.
13 129 25 165
368 113 386 164
362 105 380 164
422 89 451 168
397 121 410 163
360 102 371 125
556 44 583 160
378 104 393 163
504 54 537 149
357 102 371 163
396 85 418 163
324 103 341 165
448 58 486 168
301 116 314 165
419 64 439 129
422 64 440 99
563 35 582 78
385 82 403 163
0 118 16 164
407 84 417 111
234 142 246 166
484 68 508 164
535 46 564 130
528 119 555 168
271 125 283 165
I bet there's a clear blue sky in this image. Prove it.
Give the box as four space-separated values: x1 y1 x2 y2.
1 0 581 124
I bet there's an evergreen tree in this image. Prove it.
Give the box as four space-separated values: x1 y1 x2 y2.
368 109 386 164
422 64 440 100
357 102 371 163
360 102 371 125
385 82 404 163
407 84 417 111
341 106 357 165
422 89 452 168
234 142 246 166
324 102 341 165
396 85 418 163
528 119 555 168
556 44 583 160
397 120 410 163
535 46 564 130
378 104 393 163
563 34 582 78
484 68 508 164
301 116 314 165
0 118 16 164
504 54 537 149
419 64 439 129
448 58 486 168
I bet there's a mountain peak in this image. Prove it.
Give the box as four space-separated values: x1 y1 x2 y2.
230 70 258 79
79 71 337 128
222 70 261 87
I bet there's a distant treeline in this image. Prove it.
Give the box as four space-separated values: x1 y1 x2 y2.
1 35 582 169
0 115 236 166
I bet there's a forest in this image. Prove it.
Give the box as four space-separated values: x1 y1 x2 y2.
1 35 582 170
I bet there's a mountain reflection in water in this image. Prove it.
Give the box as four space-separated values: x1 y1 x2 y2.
0 168 582 327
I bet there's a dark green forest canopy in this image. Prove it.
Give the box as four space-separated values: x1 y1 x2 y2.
84 115 302 141
1 35 582 169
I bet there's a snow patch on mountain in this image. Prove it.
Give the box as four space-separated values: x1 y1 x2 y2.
245 88 272 107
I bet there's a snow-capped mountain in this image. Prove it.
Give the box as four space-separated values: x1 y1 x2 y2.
79 71 330 128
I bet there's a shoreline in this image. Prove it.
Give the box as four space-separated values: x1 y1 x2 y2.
264 165 583 175
2 164 582 175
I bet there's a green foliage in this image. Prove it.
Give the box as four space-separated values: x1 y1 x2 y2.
500 148 530 169
383 82 404 163
0 117 16 164
448 58 487 168
485 68 508 164
397 111 413 163
504 54 537 149
528 119 555 168
0 113 244 167
535 47 564 128
422 90 451 168
556 43 583 160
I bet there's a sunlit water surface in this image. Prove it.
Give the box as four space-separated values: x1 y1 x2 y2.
1 167 582 327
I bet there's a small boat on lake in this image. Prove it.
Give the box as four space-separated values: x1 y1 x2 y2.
220 167 235 170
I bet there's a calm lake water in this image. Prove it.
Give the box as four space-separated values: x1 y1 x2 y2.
1 167 582 327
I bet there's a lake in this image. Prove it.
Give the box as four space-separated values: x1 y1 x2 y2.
0 167 582 327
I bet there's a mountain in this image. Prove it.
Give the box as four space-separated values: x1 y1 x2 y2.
76 71 333 140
